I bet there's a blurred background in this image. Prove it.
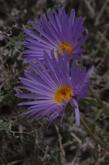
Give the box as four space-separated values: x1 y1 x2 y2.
0 0 109 164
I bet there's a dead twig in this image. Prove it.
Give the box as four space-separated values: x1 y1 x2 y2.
71 132 82 145
83 0 95 18
55 124 66 165
81 114 109 152
7 160 22 165
95 2 107 26
98 31 109 50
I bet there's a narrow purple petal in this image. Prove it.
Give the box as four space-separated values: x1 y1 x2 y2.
71 99 80 126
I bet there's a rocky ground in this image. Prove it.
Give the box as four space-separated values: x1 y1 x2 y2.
0 0 109 164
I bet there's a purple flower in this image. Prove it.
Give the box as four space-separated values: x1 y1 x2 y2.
23 8 87 62
16 52 92 126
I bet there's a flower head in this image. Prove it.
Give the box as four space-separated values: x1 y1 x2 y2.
16 52 92 126
23 8 87 62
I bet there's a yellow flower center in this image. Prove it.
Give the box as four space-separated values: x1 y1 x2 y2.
59 42 73 55
54 42 73 58
54 85 74 104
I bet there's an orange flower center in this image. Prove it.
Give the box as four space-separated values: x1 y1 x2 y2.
54 85 74 104
54 42 73 58
59 42 73 55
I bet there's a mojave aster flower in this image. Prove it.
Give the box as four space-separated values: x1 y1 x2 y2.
16 52 92 126
23 7 87 62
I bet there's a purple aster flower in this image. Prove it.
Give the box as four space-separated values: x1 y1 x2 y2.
16 52 92 126
23 7 87 62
